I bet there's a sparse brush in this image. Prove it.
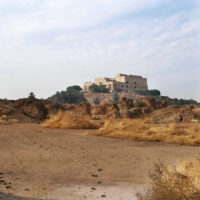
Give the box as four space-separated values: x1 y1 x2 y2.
95 119 200 145
41 111 101 129
137 160 200 200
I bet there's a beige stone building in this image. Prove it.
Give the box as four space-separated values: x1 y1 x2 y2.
83 73 148 92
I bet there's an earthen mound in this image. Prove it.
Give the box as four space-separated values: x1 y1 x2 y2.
0 103 33 123
73 102 91 116
118 97 134 118
134 96 156 109
45 103 66 118
91 103 120 120
118 97 156 118
14 98 48 121
126 107 143 118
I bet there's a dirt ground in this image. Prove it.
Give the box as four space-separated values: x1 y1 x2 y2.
0 124 200 200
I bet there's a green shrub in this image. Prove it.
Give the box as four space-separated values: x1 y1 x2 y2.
134 90 161 96
93 96 100 105
160 96 199 105
109 93 119 104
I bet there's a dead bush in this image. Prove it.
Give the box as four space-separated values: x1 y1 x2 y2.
95 119 200 145
41 111 100 129
137 160 200 200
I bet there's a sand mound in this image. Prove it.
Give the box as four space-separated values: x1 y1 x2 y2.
41 111 100 129
95 118 200 145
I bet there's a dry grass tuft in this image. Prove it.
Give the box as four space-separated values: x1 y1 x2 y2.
95 119 200 145
137 160 200 200
41 111 101 129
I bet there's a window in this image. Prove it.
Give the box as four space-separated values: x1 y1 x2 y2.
134 82 137 84
121 85 124 88
127 85 128 88
126 81 128 84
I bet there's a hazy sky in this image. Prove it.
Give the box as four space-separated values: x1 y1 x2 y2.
0 0 200 101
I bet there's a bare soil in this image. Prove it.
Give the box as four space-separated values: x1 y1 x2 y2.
0 124 200 200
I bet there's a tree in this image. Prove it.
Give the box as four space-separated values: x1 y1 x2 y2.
29 92 35 99
109 93 119 104
160 96 199 106
67 85 82 93
89 84 109 93
93 96 100 105
47 85 87 104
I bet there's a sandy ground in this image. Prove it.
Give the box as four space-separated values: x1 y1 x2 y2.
0 124 200 200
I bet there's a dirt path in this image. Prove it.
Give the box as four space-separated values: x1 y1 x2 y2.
0 124 200 200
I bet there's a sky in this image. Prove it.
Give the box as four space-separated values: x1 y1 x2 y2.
0 0 199 101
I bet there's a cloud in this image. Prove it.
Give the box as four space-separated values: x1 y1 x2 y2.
0 0 199 101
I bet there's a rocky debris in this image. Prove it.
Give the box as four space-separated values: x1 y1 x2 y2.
159 100 168 108
0 104 32 123
63 103 75 111
118 97 134 118
117 97 157 118
45 103 65 118
73 102 91 116
91 174 98 178
126 108 143 118
142 107 151 114
1 96 198 124
91 103 120 120
178 105 200 122
91 187 96 191
14 98 48 121
134 96 156 109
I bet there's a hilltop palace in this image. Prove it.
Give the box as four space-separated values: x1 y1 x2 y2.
83 73 148 93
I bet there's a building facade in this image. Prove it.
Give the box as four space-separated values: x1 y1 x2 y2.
83 73 148 92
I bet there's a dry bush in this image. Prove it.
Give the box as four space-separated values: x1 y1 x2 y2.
95 119 200 145
137 160 200 200
41 111 100 129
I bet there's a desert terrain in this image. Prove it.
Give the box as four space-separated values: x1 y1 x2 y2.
0 97 200 199
0 123 200 200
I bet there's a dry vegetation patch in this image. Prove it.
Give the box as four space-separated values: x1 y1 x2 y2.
137 160 200 200
41 111 101 129
95 119 200 145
